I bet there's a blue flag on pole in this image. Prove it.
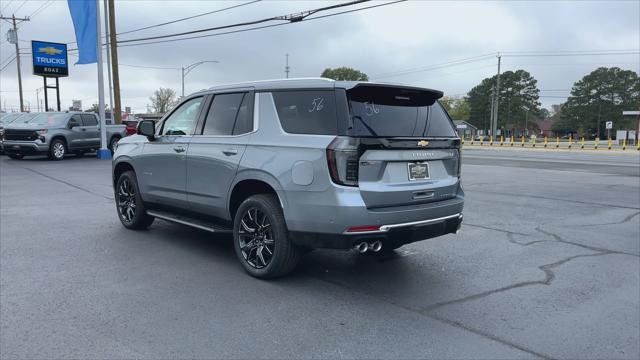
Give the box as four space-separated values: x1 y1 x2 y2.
67 0 97 64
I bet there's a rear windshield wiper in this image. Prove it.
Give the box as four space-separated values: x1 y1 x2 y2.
352 115 378 137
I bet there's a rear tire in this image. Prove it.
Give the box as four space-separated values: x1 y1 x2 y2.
115 170 155 230
8 154 23 160
233 194 301 279
48 139 66 160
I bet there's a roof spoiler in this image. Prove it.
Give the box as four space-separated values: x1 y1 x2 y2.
347 83 444 106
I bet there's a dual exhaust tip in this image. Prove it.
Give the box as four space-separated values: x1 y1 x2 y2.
354 241 382 253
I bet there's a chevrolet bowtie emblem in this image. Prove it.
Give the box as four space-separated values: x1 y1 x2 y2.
417 140 429 147
38 46 63 55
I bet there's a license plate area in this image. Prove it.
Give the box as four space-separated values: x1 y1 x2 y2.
408 162 429 181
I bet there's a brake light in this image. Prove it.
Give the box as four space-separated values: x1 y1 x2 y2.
346 225 380 233
326 136 359 186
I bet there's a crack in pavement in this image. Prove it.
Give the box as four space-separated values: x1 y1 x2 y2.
419 252 612 314
506 232 555 246
474 190 640 211
579 211 640 227
535 227 639 257
464 223 530 236
302 270 552 359
426 313 553 360
20 166 113 201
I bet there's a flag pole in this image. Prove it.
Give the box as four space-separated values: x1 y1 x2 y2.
96 0 110 159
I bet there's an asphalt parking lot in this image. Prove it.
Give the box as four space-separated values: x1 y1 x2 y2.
1 149 639 359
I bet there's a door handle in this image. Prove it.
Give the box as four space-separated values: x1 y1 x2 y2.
173 146 186 153
222 149 238 156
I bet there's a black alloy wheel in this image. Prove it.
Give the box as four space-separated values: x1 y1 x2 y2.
238 207 276 269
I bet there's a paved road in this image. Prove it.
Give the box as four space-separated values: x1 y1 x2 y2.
1 150 638 359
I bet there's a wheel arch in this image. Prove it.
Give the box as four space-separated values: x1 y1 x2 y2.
113 160 135 188
228 171 286 221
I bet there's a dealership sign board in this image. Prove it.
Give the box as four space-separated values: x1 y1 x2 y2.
31 40 68 77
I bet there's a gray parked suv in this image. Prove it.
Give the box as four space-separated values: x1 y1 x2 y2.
2 112 126 160
112 79 464 278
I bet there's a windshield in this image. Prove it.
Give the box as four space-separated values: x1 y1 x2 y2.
25 113 70 126
0 113 27 124
347 86 457 138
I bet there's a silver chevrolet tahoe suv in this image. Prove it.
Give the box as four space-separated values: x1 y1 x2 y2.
112 78 464 278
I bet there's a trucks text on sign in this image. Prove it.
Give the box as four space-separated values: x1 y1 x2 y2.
31 40 68 77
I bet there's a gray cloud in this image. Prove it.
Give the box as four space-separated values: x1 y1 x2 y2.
1 0 638 113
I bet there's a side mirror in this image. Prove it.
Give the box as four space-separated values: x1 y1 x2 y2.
137 120 156 140
68 119 80 129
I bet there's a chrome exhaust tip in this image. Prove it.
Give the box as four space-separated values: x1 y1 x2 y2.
370 241 382 252
355 242 369 253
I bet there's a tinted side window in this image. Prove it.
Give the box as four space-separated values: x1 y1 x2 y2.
233 93 254 135
272 91 337 135
202 93 244 136
70 114 83 126
426 102 457 137
161 97 203 136
81 114 98 126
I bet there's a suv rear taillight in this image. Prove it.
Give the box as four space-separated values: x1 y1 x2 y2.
326 136 359 187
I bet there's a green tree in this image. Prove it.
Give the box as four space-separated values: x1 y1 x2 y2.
321 67 369 81
559 67 639 138
440 96 470 120
467 70 542 134
86 103 110 113
147 87 178 114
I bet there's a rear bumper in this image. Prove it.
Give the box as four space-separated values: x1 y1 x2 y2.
290 213 462 249
283 184 464 249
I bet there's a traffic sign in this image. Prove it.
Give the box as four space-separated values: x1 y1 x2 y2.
31 40 68 77
605 121 613 129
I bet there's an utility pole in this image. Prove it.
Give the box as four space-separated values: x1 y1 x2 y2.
1 15 29 112
107 0 122 124
491 54 501 139
103 0 114 119
35 87 42 112
285 53 290 78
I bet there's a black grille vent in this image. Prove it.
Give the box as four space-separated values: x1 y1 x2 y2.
4 130 38 141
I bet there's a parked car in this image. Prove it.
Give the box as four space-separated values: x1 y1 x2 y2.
1 113 40 154
112 79 464 278
2 112 127 160
123 119 139 136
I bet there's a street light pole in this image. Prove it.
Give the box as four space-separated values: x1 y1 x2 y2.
181 60 219 97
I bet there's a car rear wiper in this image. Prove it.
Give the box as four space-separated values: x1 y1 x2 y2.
352 115 378 137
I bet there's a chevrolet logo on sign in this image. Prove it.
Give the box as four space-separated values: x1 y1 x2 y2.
38 46 63 55
417 140 429 147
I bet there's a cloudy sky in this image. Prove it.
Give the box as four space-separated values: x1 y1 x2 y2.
0 0 638 113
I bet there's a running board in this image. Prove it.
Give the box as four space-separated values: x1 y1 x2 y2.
146 210 233 233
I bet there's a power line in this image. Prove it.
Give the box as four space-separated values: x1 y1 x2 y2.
1 0 15 13
29 0 54 19
117 0 262 36
119 63 180 70
117 0 371 44
115 0 406 48
371 53 497 79
12 0 28 14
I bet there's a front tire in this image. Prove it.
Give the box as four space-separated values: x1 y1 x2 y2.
48 139 66 160
233 194 301 279
115 170 155 230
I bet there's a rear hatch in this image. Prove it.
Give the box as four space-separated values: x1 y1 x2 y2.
332 84 461 209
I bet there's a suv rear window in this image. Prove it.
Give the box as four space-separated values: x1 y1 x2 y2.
347 86 456 138
272 91 337 135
